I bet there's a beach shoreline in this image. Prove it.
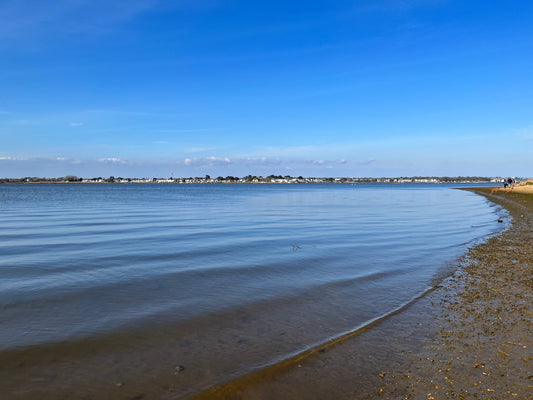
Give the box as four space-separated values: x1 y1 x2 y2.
374 188 532 399
193 187 532 399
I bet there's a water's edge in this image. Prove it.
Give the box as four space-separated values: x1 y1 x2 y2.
190 187 510 398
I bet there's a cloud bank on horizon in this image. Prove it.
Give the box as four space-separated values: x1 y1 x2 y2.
1 0 532 178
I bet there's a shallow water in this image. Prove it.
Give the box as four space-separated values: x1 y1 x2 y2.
0 183 506 398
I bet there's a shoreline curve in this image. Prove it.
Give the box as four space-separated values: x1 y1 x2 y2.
190 187 532 399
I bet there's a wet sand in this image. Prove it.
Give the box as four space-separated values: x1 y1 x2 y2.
194 188 532 399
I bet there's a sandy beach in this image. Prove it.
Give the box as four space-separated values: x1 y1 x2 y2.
194 188 532 399
493 184 533 195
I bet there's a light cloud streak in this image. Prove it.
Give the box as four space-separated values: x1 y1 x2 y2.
243 157 282 166
0 0 157 41
183 156 232 166
0 151 527 179
98 157 126 164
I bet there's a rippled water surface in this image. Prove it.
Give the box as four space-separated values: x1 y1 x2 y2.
0 183 505 398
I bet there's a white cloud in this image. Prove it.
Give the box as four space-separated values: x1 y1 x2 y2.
183 156 232 166
208 156 231 163
98 157 126 164
53 157 82 164
243 157 281 165
301 158 350 167
69 122 84 127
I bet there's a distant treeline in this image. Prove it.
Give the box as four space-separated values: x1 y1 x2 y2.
0 175 504 184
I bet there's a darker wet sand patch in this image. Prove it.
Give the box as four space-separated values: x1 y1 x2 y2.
193 188 532 400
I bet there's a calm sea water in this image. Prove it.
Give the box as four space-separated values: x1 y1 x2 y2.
0 183 505 398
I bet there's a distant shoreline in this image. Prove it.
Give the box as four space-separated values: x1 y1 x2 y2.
0 176 509 185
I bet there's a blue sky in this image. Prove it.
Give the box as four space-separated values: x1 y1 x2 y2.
1 0 532 178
